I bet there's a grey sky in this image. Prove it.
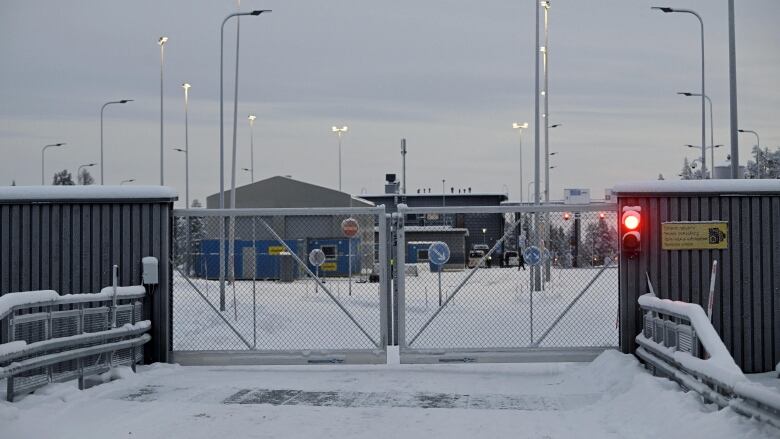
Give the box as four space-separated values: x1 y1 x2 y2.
1 0 778 206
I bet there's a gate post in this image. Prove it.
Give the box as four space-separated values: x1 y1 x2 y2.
377 206 389 347
396 205 407 348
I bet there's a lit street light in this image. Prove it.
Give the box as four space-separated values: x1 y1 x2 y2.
120 178 135 185
512 122 529 201
41 143 66 185
331 126 348 191
158 36 168 186
482 228 487 245
100 99 133 185
77 162 97 185
248 115 256 183
653 6 707 177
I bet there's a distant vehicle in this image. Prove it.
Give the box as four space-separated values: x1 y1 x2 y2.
471 244 492 267
504 250 519 267
467 250 485 268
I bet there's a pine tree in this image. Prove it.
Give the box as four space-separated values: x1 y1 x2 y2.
78 168 95 185
745 145 780 179
52 170 75 185
679 158 694 180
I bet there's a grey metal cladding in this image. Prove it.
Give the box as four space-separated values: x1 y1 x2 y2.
0 198 174 363
618 191 780 373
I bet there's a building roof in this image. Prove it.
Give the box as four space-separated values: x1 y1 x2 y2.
0 186 178 204
206 176 374 209
613 180 780 195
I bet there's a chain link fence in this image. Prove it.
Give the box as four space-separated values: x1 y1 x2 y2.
398 205 619 353
171 208 388 355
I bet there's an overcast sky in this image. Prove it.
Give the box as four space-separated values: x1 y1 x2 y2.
1 0 778 206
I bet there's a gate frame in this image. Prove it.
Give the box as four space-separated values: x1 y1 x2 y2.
396 202 619 364
170 205 389 365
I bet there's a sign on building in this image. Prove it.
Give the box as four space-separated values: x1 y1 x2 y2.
661 221 729 250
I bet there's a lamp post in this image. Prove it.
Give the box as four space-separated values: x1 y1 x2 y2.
181 83 191 207
541 0 552 204
219 10 271 311
248 115 256 183
653 6 706 177
512 122 529 201
158 36 168 186
678 92 714 176
120 179 135 185
41 143 66 185
482 228 487 245
738 129 761 177
331 126 348 191
77 163 96 185
100 99 133 185
441 178 446 207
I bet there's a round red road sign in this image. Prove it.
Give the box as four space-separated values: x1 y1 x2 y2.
341 218 359 238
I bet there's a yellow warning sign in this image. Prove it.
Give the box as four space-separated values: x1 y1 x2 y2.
661 222 728 250
268 246 285 255
320 262 338 272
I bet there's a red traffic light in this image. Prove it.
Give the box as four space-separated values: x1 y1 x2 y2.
599 212 606 220
622 210 640 231
563 212 571 221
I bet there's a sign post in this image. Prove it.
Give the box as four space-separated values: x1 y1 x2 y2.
341 218 360 296
428 242 451 307
309 248 326 294
523 245 543 343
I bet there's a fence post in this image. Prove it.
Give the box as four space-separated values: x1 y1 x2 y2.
396 206 407 348
378 207 389 347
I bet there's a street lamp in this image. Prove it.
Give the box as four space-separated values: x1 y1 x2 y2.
512 122 529 201
219 10 271 312
248 114 256 183
545 123 561 202
77 162 97 185
158 36 168 186
181 83 191 207
482 228 487 245
653 6 707 177
120 178 135 185
100 99 133 185
331 126 348 191
678 92 715 175
41 143 66 185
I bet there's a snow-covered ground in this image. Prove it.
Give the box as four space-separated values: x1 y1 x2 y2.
1 351 777 439
173 265 618 351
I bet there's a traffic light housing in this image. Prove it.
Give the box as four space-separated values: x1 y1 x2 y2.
621 206 641 258
563 212 571 221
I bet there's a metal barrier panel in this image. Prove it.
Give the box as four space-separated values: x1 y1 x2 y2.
171 207 388 364
398 204 619 362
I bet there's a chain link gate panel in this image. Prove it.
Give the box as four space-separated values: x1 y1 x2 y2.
397 204 619 363
170 207 388 364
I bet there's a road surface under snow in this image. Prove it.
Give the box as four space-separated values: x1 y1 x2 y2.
1 350 777 439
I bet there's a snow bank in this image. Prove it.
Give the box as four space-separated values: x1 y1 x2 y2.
0 290 60 318
0 186 177 201
614 179 779 194
638 294 742 379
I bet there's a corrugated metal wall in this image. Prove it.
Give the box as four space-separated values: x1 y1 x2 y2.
618 192 780 373
0 199 173 363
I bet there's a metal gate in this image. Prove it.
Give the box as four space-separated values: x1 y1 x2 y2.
396 204 620 363
170 207 388 364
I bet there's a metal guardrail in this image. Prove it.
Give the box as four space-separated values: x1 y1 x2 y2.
0 287 150 402
636 293 780 429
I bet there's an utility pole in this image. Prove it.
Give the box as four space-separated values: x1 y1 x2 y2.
728 0 740 178
401 139 407 195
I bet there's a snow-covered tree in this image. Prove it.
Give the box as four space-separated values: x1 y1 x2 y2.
679 158 694 180
745 145 780 179
584 216 618 266
78 168 95 185
52 169 75 185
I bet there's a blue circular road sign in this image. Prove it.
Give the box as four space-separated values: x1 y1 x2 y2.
523 246 542 266
428 242 451 266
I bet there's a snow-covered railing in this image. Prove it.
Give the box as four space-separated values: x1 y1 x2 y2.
636 293 780 428
0 287 150 402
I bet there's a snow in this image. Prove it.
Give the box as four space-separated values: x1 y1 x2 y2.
613 179 780 194
638 294 742 379
0 185 178 201
141 256 158 264
0 290 60 318
1 351 777 439
0 341 27 357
